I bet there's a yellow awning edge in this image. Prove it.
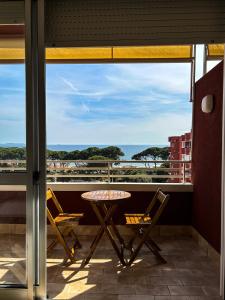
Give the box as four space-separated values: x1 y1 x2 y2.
0 48 25 60
46 45 193 61
113 45 192 59
0 45 193 61
46 47 112 60
207 44 224 58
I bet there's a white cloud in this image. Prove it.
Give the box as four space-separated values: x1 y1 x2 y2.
107 63 191 94
59 76 109 98
0 63 191 145
47 100 191 145
61 77 79 92
49 63 190 103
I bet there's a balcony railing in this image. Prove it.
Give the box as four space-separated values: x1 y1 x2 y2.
0 160 192 183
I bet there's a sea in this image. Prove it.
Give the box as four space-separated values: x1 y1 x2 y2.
0 144 168 160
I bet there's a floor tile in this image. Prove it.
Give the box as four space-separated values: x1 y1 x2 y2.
147 276 182 286
187 297 222 300
135 284 170 295
202 286 220 296
101 283 137 295
155 297 189 300
84 294 119 300
119 296 154 300
168 285 205 296
181 276 219 286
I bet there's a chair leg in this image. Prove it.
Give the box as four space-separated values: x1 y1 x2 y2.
127 227 139 250
60 236 76 262
128 227 151 266
128 226 166 266
147 237 161 251
139 228 161 251
48 226 72 252
52 227 77 263
47 239 58 252
138 227 166 263
48 223 82 263
64 234 82 262
144 239 166 264
61 226 82 258
70 229 82 249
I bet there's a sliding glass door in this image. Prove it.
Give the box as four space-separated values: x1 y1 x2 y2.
0 0 46 299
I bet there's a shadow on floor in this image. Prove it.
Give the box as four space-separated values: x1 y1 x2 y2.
47 236 221 300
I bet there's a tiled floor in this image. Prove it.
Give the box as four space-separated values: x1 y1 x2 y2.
46 235 221 300
0 233 221 299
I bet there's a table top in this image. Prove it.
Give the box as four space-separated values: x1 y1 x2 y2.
81 190 131 204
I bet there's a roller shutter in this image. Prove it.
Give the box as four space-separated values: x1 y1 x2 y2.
0 1 24 24
45 0 225 47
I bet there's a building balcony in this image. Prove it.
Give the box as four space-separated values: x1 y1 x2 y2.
0 59 223 299
0 181 221 299
0 154 221 299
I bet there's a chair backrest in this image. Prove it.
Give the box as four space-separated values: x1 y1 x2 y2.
145 188 169 226
46 188 64 223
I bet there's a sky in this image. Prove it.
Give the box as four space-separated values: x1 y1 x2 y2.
0 51 220 145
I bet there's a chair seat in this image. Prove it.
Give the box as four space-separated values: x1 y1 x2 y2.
55 213 84 225
125 213 151 225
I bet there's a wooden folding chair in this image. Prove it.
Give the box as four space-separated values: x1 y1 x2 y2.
125 188 169 266
46 188 83 262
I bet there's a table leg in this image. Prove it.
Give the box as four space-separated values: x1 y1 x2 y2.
89 203 116 249
83 204 117 266
90 222 104 249
102 204 126 247
92 204 127 266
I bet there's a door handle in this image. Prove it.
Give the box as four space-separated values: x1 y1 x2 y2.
33 171 40 185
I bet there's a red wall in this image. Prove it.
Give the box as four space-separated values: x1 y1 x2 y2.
192 61 223 252
53 191 192 225
0 191 192 226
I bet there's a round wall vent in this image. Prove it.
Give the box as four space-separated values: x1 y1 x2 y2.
201 95 214 113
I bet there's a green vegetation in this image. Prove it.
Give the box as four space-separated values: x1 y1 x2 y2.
0 147 26 160
47 146 124 161
0 146 124 161
132 146 169 163
132 147 169 183
0 146 170 183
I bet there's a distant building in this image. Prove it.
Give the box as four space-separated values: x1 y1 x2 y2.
168 132 191 183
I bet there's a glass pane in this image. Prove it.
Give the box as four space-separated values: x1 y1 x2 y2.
0 2 26 173
46 62 191 184
0 187 26 285
0 1 26 287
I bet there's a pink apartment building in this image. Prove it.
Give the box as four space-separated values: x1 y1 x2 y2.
168 132 192 183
